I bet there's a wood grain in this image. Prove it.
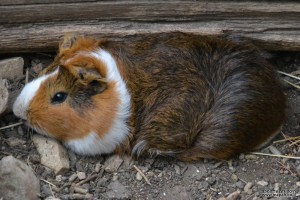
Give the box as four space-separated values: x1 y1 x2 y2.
0 1 300 53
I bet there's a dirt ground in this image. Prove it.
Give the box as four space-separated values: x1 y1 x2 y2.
0 51 300 200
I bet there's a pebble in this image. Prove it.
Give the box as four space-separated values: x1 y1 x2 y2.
32 135 70 174
257 180 268 187
17 126 24 135
41 185 53 197
106 181 132 199
245 155 258 160
55 175 63 182
0 78 9 115
274 183 280 191
235 181 245 189
0 156 40 200
0 57 24 80
95 162 101 173
231 174 238 182
165 185 192 199
6 137 26 147
136 172 143 181
174 164 181 175
77 172 86 180
69 173 78 182
296 182 300 187
45 197 60 200
218 190 240 200
74 186 88 194
244 182 253 192
104 155 124 172
268 145 283 155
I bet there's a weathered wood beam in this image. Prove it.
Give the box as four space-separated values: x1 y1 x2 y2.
0 1 300 53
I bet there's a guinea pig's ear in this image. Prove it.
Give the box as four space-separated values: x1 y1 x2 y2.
59 33 79 52
73 66 108 95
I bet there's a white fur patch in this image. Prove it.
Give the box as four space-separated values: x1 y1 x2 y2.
13 69 58 120
66 49 131 155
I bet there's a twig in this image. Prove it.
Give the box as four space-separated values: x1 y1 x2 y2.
133 165 151 185
273 136 300 144
278 71 300 81
282 79 300 90
0 122 23 130
275 160 298 177
251 152 300 160
75 170 102 186
40 178 57 187
25 68 29 84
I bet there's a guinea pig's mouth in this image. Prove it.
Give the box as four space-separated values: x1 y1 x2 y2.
23 119 50 137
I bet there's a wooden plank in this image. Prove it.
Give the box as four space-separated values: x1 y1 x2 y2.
0 0 97 6
1 1 300 24
1 20 300 53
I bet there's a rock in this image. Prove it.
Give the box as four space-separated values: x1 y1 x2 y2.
41 185 53 197
6 137 26 147
95 162 101 173
45 197 60 200
268 145 283 155
77 171 86 180
244 182 253 192
231 174 238 182
136 172 143 181
69 173 77 182
0 57 24 80
106 181 132 199
32 135 70 174
257 180 268 187
218 190 240 200
55 175 62 182
174 164 181 175
245 155 258 160
274 183 280 191
296 182 300 187
165 185 192 200
0 156 40 200
183 164 207 182
235 181 245 189
0 78 9 115
104 155 123 172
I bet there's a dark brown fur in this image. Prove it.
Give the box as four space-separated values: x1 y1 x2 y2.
99 32 286 161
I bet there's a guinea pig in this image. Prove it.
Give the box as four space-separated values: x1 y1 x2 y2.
13 32 285 161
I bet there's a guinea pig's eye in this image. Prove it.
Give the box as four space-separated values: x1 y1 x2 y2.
51 92 68 104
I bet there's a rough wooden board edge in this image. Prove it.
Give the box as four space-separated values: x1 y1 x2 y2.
1 1 300 24
1 20 300 53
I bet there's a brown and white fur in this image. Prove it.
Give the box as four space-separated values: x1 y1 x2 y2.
13 33 285 161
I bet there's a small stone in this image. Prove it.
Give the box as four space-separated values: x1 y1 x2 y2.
245 155 258 160
239 153 245 160
41 185 52 197
17 126 24 135
0 57 24 80
296 182 300 187
231 174 238 182
77 172 86 180
95 162 101 173
296 165 300 176
32 135 70 174
268 145 282 155
112 172 118 181
104 155 123 172
6 137 26 147
218 190 240 200
106 181 132 199
235 181 245 189
257 180 268 187
174 165 181 175
55 175 62 182
0 156 40 200
207 177 216 185
274 183 280 191
165 185 192 199
136 172 143 181
0 78 9 115
244 182 253 192
45 197 60 200
69 173 77 182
